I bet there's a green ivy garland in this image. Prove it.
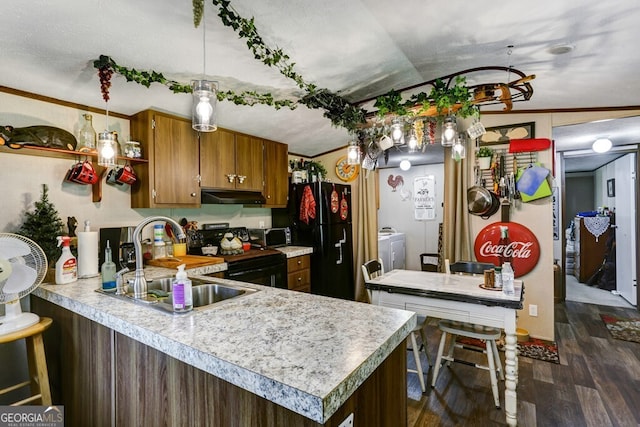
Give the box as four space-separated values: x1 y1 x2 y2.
93 0 477 132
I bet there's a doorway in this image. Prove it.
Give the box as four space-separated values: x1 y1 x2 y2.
558 144 638 308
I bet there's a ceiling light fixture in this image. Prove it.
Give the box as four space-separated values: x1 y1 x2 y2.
592 138 612 153
97 99 116 167
451 133 466 162
441 116 457 147
399 159 411 171
390 118 404 144
547 43 575 55
407 132 418 153
347 140 360 165
192 6 217 132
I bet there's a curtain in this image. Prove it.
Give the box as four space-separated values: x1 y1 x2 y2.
353 168 378 303
443 149 472 263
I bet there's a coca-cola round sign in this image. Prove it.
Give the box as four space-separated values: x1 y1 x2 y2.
474 222 540 277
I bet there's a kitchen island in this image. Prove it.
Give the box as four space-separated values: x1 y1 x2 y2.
31 266 415 426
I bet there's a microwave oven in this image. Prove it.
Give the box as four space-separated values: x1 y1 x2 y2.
247 227 291 248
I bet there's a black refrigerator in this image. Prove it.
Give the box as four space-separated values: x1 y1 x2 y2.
273 182 354 300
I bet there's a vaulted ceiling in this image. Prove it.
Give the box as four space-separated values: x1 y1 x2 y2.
3 0 640 165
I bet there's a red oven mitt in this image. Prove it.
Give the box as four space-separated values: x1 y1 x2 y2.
299 185 316 224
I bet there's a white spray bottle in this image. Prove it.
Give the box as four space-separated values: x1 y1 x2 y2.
55 236 78 284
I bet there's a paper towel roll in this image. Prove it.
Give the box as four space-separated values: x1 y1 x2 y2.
77 231 99 278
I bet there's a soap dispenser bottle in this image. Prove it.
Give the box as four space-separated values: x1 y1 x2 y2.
55 236 77 284
172 264 192 312
101 240 117 292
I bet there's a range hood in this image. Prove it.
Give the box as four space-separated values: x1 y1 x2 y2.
201 189 266 205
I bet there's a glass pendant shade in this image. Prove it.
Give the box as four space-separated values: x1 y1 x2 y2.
347 142 360 165
399 159 411 171
407 133 418 153
97 131 117 167
390 119 404 144
441 116 457 147
452 133 467 161
191 80 218 132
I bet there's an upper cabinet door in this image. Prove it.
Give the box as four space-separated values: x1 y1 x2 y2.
200 129 236 189
263 139 289 207
235 135 264 192
153 115 200 205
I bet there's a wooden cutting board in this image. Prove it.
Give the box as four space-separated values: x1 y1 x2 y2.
146 255 225 270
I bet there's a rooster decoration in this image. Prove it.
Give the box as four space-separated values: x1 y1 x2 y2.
387 174 404 192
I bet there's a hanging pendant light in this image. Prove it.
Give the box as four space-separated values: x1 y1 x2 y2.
192 80 217 132
451 133 466 162
97 131 117 167
441 116 457 147
192 5 217 132
347 140 360 165
97 100 116 167
390 118 404 144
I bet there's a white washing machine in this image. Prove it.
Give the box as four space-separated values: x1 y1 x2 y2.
378 230 406 272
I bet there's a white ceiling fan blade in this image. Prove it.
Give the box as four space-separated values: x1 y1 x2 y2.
2 262 37 294
0 237 31 259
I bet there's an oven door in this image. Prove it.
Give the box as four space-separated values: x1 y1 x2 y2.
223 254 287 288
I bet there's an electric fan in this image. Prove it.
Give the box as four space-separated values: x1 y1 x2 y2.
0 233 48 336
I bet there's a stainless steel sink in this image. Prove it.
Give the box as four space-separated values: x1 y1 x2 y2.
96 277 258 314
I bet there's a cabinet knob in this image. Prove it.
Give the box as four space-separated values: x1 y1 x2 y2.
297 260 302 265
237 175 246 184
226 174 236 183
191 192 197 197
298 277 302 281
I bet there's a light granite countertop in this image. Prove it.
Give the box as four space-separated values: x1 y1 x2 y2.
276 245 314 258
32 265 415 423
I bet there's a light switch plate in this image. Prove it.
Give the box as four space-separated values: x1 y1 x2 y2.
529 304 538 317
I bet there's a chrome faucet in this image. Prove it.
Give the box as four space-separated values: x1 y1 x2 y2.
132 216 186 299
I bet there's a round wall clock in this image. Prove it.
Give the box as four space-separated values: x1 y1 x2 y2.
335 156 359 182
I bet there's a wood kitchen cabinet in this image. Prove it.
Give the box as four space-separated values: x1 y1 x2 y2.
573 216 611 283
287 254 311 293
263 139 289 207
130 110 200 208
200 129 263 192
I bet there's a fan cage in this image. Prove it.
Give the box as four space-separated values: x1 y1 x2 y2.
0 233 48 303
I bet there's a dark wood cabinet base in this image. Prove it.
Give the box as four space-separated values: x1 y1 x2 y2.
32 296 407 426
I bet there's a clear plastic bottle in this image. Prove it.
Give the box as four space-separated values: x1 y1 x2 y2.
502 262 514 296
101 240 117 292
172 264 192 312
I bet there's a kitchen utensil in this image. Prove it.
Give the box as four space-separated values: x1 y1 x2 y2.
165 222 177 243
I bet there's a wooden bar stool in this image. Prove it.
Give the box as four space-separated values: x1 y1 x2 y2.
0 317 52 405
431 320 503 408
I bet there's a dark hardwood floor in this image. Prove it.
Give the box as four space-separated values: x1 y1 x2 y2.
406 301 640 426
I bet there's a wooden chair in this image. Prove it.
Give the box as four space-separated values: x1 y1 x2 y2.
432 261 504 408
362 259 430 393
419 253 439 272
0 317 53 405
449 260 495 275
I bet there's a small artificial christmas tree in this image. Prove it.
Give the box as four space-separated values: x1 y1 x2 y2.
17 184 65 265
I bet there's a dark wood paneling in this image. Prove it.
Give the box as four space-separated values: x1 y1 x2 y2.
31 297 113 427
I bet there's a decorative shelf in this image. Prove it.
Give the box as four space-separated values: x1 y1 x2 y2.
0 144 148 202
